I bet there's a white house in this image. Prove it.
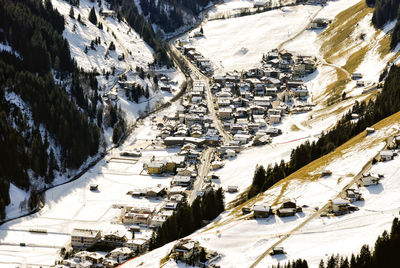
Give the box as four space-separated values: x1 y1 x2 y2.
71 229 101 248
269 114 281 124
380 150 394 161
330 198 350 213
361 174 380 186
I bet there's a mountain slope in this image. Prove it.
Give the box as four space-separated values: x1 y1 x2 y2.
0 0 101 221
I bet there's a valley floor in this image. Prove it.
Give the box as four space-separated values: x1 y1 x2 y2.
2 0 400 267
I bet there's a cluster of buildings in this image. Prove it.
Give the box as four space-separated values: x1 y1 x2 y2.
58 247 136 267
70 228 148 252
60 228 148 267
154 80 223 148
262 49 317 80
169 239 221 267
176 41 214 76
158 75 178 93
120 203 180 229
208 49 317 145
243 199 303 218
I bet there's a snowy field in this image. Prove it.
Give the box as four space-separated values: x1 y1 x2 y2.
0 105 178 266
188 0 360 74
123 114 400 268
188 4 320 74
206 0 297 20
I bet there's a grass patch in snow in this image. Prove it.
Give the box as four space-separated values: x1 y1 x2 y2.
290 124 301 131
343 45 370 74
321 1 372 61
271 181 290 206
324 68 350 105
378 33 392 57
324 44 370 105
160 254 170 267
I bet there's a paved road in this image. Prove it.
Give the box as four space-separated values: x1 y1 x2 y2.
168 44 232 144
188 148 215 204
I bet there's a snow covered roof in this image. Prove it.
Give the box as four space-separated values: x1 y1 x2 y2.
71 228 100 238
253 205 271 212
331 198 350 205
380 150 394 156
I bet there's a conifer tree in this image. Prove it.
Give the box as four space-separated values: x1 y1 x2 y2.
88 7 97 25
69 6 75 18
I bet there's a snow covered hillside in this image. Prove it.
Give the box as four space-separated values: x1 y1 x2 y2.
122 111 400 268
211 92 372 205
54 0 153 74
53 0 185 124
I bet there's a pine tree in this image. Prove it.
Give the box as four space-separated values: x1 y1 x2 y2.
144 85 150 98
248 165 266 198
88 7 97 25
69 6 75 19
339 258 349 268
200 248 206 262
108 41 115 51
132 85 139 103
358 245 372 267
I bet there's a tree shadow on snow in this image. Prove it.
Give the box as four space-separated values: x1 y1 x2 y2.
271 253 288 262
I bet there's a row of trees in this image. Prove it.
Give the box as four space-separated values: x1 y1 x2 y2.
371 0 399 28
271 260 309 268
149 188 224 250
139 0 184 33
248 64 400 199
369 0 400 48
124 83 149 103
282 217 400 268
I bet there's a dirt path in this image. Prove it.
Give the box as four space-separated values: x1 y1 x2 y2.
277 6 323 51
318 55 351 79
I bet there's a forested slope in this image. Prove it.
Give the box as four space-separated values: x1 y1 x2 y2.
0 0 101 220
